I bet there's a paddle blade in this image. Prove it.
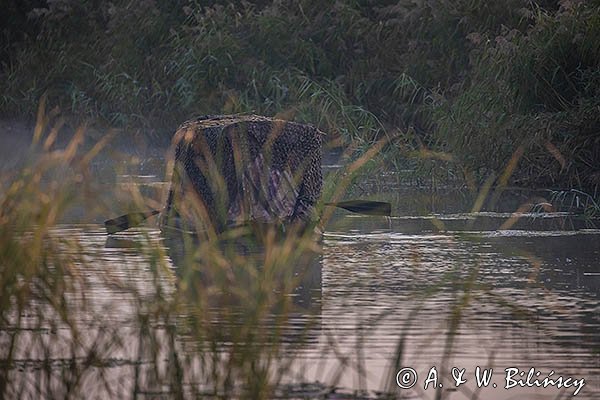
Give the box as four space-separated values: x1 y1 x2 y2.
326 200 391 216
104 210 160 234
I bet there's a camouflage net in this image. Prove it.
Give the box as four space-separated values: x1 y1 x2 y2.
163 115 322 231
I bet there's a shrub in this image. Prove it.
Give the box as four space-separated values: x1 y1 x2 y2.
431 1 600 189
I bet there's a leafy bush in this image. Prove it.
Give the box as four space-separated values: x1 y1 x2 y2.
432 1 600 188
1 0 599 189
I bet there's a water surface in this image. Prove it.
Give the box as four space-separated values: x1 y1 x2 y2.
2 145 599 399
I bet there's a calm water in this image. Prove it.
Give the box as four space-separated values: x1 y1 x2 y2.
5 207 600 399
2 145 600 399
313 216 600 399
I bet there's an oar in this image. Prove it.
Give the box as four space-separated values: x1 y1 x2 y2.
104 200 392 234
104 210 160 234
325 200 391 216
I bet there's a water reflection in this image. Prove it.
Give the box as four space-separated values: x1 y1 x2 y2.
301 214 600 399
2 193 600 399
2 224 324 398
158 226 323 312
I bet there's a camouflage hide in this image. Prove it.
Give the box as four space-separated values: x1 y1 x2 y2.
162 115 322 232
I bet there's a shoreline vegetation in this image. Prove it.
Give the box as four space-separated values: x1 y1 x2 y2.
1 3 600 398
1 0 599 192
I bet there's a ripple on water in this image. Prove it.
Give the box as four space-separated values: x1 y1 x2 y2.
317 219 600 398
4 213 600 399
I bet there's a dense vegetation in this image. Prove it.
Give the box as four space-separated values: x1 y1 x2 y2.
1 2 599 398
2 0 599 189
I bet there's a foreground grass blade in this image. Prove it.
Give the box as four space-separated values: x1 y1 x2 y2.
104 210 160 234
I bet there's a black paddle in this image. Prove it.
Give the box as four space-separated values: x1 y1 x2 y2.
325 200 391 216
104 200 391 234
104 210 160 234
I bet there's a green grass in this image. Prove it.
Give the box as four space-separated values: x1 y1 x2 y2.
428 2 599 190
0 110 324 398
0 105 387 398
2 102 594 399
1 1 599 188
2 13 599 391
